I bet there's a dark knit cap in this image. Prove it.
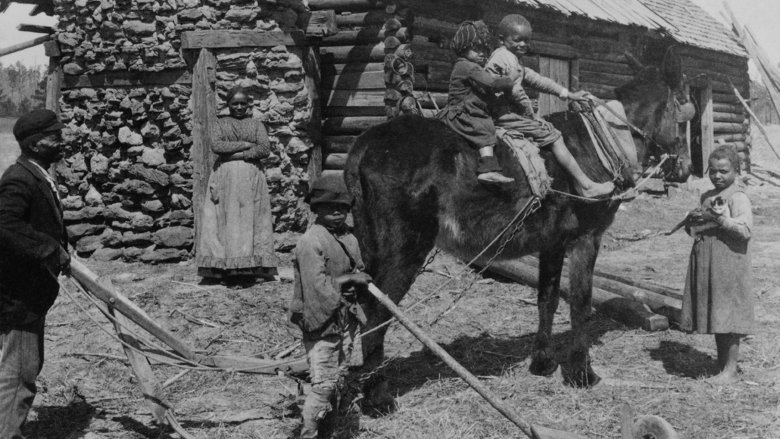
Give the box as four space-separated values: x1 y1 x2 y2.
306 173 354 207
451 20 492 54
13 109 65 142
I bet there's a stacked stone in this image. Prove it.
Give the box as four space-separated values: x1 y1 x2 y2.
54 0 305 74
51 0 311 263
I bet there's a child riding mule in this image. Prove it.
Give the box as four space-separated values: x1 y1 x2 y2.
345 53 694 413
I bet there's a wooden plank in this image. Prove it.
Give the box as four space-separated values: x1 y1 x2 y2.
713 112 745 123
713 103 745 113
43 40 60 57
45 60 61 115
323 116 386 134
713 122 745 133
324 106 387 117
70 258 198 360
321 62 385 76
322 70 427 90
0 34 50 57
676 45 747 68
324 152 348 169
326 89 384 107
304 11 339 37
180 30 306 50
191 48 217 255
700 84 714 164
309 0 378 12
303 45 323 183
714 133 746 142
324 135 356 153
103 278 168 424
305 10 338 37
320 43 386 63
529 40 578 59
580 59 633 76
579 71 634 88
17 23 55 34
62 69 192 89
335 11 389 27
320 28 386 46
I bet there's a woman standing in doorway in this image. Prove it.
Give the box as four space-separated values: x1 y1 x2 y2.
196 87 279 286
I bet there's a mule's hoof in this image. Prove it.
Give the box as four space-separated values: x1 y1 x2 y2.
562 365 602 388
529 356 559 377
361 379 397 417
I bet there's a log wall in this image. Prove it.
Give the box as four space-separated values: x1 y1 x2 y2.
52 0 313 262
316 0 751 174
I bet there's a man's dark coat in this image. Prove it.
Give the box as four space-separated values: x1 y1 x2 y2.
0 158 68 319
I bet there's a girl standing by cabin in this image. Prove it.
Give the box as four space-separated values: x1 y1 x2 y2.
196 87 279 286
682 145 754 384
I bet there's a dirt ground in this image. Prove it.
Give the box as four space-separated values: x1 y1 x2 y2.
17 132 780 438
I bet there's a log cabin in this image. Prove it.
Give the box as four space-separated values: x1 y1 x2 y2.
0 0 749 261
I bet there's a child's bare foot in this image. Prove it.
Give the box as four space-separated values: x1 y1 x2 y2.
707 370 740 385
478 171 515 184
577 181 615 198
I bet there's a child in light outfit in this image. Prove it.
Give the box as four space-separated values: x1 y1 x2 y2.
437 20 520 184
681 145 754 384
485 14 615 198
289 173 372 438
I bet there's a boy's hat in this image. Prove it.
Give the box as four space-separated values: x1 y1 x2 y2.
306 173 354 207
13 109 65 142
451 20 492 53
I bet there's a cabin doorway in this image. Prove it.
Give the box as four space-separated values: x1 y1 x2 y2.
537 56 570 117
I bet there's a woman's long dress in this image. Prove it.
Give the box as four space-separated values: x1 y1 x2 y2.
681 183 754 334
196 116 279 279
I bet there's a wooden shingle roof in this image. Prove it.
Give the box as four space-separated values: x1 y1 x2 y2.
502 0 747 57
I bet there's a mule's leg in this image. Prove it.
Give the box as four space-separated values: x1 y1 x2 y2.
529 246 565 377
562 233 602 387
353 194 438 415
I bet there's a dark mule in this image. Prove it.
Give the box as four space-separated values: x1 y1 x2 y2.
345 56 693 411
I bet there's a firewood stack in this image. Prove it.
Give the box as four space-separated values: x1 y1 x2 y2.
49 0 313 262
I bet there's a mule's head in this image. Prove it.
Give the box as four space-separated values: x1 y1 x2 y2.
615 49 695 182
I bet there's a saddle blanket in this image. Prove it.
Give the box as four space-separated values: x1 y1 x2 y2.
579 100 639 180
496 127 551 198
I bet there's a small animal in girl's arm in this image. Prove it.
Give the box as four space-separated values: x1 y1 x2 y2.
666 196 729 236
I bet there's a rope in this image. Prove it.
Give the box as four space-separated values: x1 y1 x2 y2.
360 197 541 339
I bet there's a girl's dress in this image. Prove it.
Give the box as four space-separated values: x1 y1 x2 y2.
196 116 279 279
436 58 514 149
681 182 754 334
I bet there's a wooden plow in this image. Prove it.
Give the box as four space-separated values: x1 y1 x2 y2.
65 258 308 438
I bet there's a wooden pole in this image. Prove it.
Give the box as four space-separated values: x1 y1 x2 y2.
728 79 780 162
0 35 51 58
70 258 198 360
367 283 587 439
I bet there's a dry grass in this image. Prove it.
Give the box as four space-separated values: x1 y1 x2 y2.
17 126 780 438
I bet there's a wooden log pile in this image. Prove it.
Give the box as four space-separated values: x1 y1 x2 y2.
482 257 682 330
50 0 314 262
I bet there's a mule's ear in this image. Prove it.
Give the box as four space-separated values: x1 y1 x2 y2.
624 51 645 73
662 47 683 89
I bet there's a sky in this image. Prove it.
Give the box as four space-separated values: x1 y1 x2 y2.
0 0 779 69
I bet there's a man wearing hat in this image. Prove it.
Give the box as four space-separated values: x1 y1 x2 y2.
0 109 70 437
289 173 372 439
